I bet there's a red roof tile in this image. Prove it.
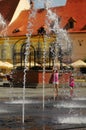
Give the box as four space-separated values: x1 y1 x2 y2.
2 9 47 36
1 0 86 36
0 0 20 24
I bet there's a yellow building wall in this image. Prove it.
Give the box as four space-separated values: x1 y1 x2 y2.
0 32 86 63
69 33 86 61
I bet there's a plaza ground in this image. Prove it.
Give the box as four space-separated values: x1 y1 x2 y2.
0 84 86 130
0 85 86 99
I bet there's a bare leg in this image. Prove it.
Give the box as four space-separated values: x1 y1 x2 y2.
70 88 73 97
54 84 58 100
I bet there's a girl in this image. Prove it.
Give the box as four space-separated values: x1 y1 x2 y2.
52 69 59 100
69 75 75 97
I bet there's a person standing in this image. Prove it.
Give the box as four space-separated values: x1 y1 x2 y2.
69 75 75 97
52 69 59 100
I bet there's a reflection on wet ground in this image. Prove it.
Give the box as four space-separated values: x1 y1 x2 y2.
0 96 86 130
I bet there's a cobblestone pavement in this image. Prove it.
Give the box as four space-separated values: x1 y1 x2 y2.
0 86 86 130
0 86 86 99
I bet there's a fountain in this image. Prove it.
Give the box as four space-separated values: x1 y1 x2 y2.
22 1 37 124
0 13 6 32
0 0 86 130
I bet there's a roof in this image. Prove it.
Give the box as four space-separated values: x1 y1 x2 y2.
1 0 86 36
62 0 86 33
0 0 20 24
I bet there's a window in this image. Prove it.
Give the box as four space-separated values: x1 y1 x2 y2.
12 28 20 33
69 21 74 28
81 25 86 30
64 17 76 30
37 26 46 35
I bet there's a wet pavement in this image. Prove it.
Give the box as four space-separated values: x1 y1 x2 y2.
0 85 86 99
0 86 86 130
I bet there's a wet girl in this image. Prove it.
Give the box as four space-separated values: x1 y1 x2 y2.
69 75 75 97
52 69 59 100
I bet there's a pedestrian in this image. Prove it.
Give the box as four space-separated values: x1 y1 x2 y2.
6 73 13 82
6 73 13 87
69 75 75 97
52 69 59 100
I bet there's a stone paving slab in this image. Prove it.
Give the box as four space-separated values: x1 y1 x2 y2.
0 86 86 99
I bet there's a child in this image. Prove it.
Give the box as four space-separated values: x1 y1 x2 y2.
52 69 59 100
69 75 75 97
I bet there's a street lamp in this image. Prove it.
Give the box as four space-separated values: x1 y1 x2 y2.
36 42 42 64
58 45 63 70
37 26 46 65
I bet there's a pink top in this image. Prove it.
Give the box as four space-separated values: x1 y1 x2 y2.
52 72 59 83
69 77 74 88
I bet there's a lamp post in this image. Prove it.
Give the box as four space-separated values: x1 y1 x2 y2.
58 45 63 70
36 42 42 64
37 26 46 65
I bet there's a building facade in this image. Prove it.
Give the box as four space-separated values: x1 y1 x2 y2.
0 0 86 64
